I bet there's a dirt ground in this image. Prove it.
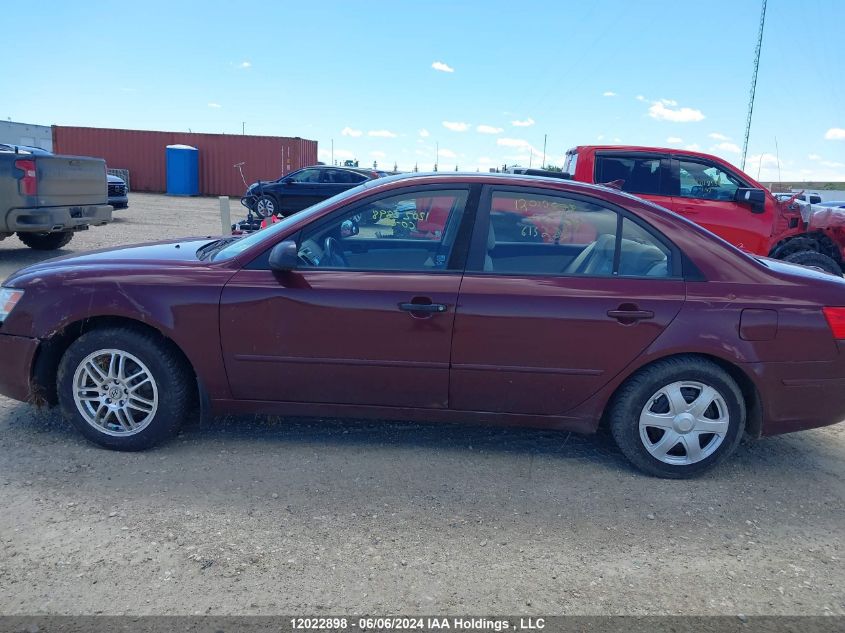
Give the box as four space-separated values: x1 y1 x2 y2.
0 194 843 616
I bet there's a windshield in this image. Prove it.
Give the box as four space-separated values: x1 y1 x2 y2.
211 183 371 261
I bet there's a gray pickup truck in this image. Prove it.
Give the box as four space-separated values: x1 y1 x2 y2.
1 144 112 250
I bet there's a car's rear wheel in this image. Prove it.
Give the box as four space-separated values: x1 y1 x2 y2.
254 195 278 219
17 231 73 250
782 251 842 276
57 327 192 451
608 356 745 478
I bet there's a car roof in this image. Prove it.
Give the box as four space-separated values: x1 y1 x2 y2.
0 143 52 155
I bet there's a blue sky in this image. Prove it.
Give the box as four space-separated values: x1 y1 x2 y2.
2 0 844 181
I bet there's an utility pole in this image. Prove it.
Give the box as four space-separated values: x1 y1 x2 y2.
741 0 768 171
435 142 439 173
242 122 245 135
542 134 547 168
331 139 334 166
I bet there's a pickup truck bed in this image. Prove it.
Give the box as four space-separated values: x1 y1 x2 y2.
1 147 112 250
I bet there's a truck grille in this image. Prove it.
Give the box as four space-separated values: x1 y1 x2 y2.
108 183 126 196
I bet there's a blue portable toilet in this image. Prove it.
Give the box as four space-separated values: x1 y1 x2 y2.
166 144 199 196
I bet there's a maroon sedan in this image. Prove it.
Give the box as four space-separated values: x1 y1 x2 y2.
1 173 845 477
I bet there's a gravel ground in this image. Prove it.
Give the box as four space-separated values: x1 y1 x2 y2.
0 194 843 616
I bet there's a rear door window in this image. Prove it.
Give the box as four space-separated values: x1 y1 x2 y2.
594 155 664 195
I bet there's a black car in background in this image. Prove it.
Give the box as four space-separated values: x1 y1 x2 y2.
243 165 384 218
107 174 128 209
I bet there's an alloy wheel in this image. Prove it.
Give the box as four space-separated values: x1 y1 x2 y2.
72 349 159 436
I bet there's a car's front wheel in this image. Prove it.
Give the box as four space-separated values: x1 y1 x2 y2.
254 195 279 219
57 327 192 451
782 251 842 276
608 356 745 478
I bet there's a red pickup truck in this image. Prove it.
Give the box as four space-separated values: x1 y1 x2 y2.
563 145 845 274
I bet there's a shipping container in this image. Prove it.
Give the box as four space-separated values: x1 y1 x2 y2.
52 126 318 197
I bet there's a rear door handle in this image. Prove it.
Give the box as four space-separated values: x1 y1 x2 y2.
607 309 654 322
399 302 447 313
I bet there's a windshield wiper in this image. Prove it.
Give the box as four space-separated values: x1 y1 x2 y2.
196 236 240 261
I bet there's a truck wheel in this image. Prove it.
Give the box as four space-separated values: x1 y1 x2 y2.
607 356 745 479
57 327 192 451
782 251 842 276
17 231 74 250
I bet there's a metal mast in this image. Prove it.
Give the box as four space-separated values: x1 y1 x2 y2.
741 0 768 171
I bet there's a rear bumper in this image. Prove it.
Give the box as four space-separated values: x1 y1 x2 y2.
5 204 113 232
0 333 39 403
749 359 845 435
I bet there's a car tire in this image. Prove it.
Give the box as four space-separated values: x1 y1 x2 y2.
254 195 279 219
57 327 192 451
17 231 74 250
782 251 842 276
607 356 745 478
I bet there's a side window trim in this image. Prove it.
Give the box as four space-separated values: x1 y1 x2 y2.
467 185 684 279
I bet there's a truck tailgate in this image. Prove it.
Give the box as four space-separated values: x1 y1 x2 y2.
33 155 108 207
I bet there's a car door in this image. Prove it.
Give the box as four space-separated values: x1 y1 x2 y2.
449 185 685 416
220 185 477 408
323 169 367 198
593 152 672 208
669 157 770 254
278 167 325 213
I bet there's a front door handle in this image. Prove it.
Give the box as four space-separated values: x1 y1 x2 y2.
399 302 447 313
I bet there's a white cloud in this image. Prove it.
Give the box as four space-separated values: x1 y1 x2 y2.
825 127 845 140
443 121 470 132
497 138 532 149
597 134 605 141
709 132 730 141
713 142 741 154
808 153 822 160
419 129 430 138
821 160 845 168
476 124 503 134
439 148 457 159
660 98 678 106
431 61 454 73
635 95 646 102
684 143 701 151
511 117 535 127
648 101 705 122
368 130 397 138
341 127 363 137
746 153 781 171
667 137 683 144
603 91 617 97
208 102 222 108
370 150 386 159
239 61 251 69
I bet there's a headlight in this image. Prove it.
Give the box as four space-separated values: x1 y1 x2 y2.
0 288 24 323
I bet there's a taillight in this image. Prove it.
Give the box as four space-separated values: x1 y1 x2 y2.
14 159 37 196
822 307 845 339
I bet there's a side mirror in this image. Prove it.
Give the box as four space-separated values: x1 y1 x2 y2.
735 187 766 214
283 177 295 184
268 240 299 272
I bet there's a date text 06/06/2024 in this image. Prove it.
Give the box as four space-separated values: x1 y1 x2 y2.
290 617 546 631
